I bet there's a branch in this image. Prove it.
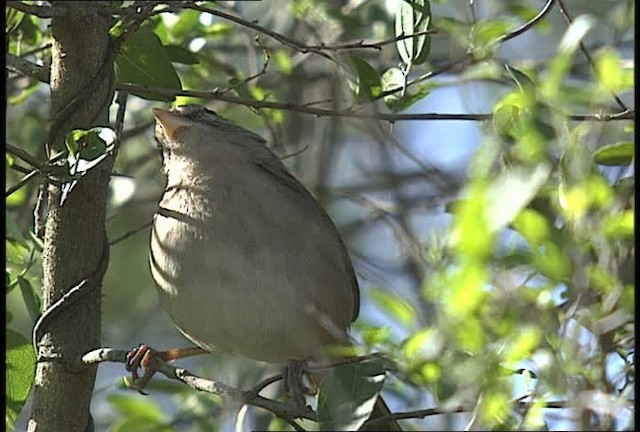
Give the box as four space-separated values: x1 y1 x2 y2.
376 0 558 101
6 142 45 171
116 83 635 122
363 400 570 428
6 54 634 123
177 3 334 61
82 348 315 428
308 29 438 52
6 53 50 83
6 1 53 18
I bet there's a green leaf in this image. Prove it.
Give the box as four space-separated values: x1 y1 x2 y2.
274 50 294 75
346 56 381 101
505 64 536 98
317 358 386 431
370 288 418 328
164 45 200 65
395 0 431 65
171 9 202 39
108 394 168 423
471 19 513 48
18 277 41 323
6 7 26 34
6 328 36 431
603 210 634 239
115 27 182 101
595 49 631 92
6 238 29 266
381 67 405 108
65 127 115 162
485 163 551 234
593 142 634 166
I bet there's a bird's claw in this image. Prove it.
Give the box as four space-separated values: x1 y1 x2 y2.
284 360 316 410
125 344 159 395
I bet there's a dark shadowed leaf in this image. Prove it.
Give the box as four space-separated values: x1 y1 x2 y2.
115 27 182 101
317 358 386 431
164 45 200 65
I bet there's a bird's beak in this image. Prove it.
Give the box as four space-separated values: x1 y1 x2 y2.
152 107 191 140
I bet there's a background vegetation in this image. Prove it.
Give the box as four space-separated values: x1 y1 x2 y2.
6 0 634 431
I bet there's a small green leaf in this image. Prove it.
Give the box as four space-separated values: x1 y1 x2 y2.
593 142 633 166
505 64 536 98
485 163 551 234
171 9 201 38
317 358 386 431
381 67 405 108
603 210 633 239
6 7 26 34
18 277 41 323
512 209 550 245
6 328 36 431
164 45 200 65
370 288 418 328
6 238 29 266
115 27 182 101
273 50 293 75
108 394 167 422
346 56 381 100
471 19 513 48
65 127 115 162
395 0 431 65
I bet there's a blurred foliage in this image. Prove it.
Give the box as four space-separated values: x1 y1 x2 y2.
5 0 634 431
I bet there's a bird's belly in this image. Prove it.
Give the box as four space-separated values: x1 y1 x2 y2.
150 213 347 363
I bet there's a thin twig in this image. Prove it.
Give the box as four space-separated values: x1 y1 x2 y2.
116 83 635 122
6 142 45 171
376 0 557 102
6 169 39 197
6 54 634 123
109 221 152 246
81 347 316 428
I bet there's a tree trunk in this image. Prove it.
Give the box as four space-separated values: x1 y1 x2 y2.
29 2 115 431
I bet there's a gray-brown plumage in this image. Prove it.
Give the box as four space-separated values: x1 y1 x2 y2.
149 104 400 431
151 104 358 362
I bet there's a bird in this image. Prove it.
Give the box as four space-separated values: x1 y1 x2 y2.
126 104 400 431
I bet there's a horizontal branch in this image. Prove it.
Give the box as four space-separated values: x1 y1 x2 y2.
6 1 53 18
6 54 635 123
116 83 635 122
364 400 569 428
82 348 314 427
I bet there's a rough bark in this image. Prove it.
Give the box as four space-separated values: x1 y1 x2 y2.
28 2 115 431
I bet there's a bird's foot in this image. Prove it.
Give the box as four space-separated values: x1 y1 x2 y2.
125 344 162 395
283 359 316 410
125 345 207 394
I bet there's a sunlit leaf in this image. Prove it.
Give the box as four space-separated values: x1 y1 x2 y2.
6 329 36 431
395 0 431 65
485 163 551 234
593 141 633 166
370 288 418 328
381 67 405 108
603 210 633 239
